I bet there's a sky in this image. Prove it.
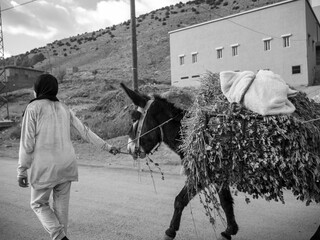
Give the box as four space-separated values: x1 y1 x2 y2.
1 0 188 57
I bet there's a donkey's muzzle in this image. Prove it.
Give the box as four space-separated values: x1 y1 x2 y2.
127 138 146 159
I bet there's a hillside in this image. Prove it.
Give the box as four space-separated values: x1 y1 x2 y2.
1 0 286 142
5 0 285 84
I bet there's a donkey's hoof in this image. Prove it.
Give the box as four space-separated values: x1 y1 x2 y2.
224 223 239 236
163 234 174 240
164 228 176 239
221 232 232 240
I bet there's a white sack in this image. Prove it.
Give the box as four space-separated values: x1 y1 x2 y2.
220 70 297 116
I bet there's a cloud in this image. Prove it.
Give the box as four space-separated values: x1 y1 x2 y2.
4 1 74 38
3 0 188 55
4 51 12 58
55 4 69 14
137 0 183 11
72 1 130 31
312 0 320 6
71 0 188 32
60 0 74 4
6 25 58 40
9 1 19 7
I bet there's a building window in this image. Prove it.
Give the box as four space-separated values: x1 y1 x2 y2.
283 37 290 47
263 38 272 51
292 65 301 74
232 46 238 56
216 47 223 59
179 55 185 65
316 46 320 65
282 34 292 48
264 40 271 51
231 44 239 56
191 52 198 63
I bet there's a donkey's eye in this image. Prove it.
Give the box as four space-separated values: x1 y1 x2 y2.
130 110 141 122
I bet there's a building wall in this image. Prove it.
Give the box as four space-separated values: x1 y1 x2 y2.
306 1 320 85
170 0 313 87
5 67 44 92
66 66 79 75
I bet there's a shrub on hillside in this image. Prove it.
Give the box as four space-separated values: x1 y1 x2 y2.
30 53 46 66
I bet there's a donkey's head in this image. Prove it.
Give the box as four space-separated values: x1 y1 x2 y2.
121 83 183 159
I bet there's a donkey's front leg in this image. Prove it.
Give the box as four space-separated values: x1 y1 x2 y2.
164 185 196 240
218 187 239 240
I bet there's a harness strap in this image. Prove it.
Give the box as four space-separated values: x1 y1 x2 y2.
124 99 181 158
136 99 154 149
122 113 178 151
149 126 164 155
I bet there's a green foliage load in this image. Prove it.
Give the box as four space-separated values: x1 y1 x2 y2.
181 72 320 209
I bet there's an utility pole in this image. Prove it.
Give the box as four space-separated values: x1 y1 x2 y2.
0 4 9 120
130 0 138 91
45 46 52 74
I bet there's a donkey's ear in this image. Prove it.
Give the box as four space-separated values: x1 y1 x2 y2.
120 83 148 108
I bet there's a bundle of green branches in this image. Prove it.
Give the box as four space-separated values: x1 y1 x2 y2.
181 72 320 213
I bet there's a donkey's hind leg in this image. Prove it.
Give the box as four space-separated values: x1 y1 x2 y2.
218 187 239 240
164 185 196 240
310 224 320 240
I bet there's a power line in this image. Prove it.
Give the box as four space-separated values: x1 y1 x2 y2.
1 0 39 12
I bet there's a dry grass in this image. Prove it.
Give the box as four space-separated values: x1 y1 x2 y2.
21 0 285 83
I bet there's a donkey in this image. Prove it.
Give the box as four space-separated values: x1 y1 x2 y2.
120 83 238 240
120 83 320 240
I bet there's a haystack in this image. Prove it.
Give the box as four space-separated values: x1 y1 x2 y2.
181 72 320 209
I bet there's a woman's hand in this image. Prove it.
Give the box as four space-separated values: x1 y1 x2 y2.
18 176 29 188
109 146 120 155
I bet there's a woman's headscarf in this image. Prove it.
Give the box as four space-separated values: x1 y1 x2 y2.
22 73 59 117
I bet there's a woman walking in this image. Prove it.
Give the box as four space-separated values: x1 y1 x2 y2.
17 73 118 240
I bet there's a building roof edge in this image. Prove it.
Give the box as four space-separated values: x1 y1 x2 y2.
1 65 44 72
168 0 298 35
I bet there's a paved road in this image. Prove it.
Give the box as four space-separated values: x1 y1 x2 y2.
0 157 319 240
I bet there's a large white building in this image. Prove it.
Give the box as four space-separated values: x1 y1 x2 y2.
169 0 320 87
